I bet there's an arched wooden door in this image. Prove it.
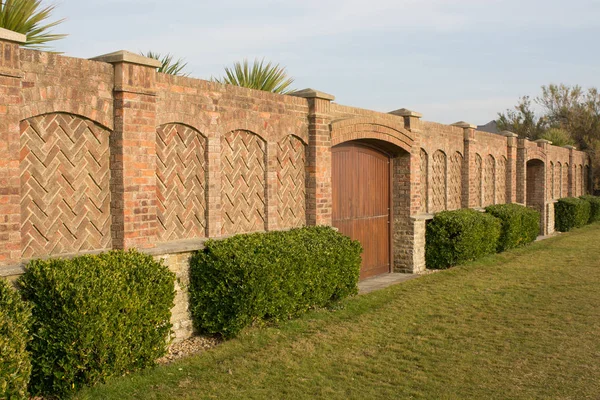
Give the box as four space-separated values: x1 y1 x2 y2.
332 142 392 280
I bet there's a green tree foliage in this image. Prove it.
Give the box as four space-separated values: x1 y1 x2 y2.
0 0 66 50
214 58 295 94
140 51 189 76
496 96 547 139
541 127 575 147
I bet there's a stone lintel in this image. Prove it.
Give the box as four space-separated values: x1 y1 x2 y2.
90 50 162 68
0 28 26 44
389 108 423 118
451 121 477 129
290 88 335 101
501 130 518 138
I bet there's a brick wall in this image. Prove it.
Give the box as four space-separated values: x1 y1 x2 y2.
0 33 593 341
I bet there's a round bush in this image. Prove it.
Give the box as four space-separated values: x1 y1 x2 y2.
555 197 591 232
580 195 600 223
0 278 31 400
189 226 362 338
426 209 501 269
485 203 540 252
19 250 175 397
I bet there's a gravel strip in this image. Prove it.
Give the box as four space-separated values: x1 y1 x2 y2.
157 335 222 364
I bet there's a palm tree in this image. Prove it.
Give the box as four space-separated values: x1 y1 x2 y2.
0 0 66 50
140 51 189 77
214 58 295 94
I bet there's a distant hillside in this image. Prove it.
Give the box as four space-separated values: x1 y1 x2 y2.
477 120 499 134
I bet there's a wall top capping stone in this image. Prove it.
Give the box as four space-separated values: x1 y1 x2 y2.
535 139 552 145
89 50 162 68
501 130 518 137
0 27 26 44
563 145 577 150
290 88 335 101
389 108 423 118
451 121 477 129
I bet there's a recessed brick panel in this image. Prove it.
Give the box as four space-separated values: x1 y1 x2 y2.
20 113 111 258
156 123 207 241
483 155 495 207
497 157 507 204
276 135 306 229
448 152 463 210
431 150 446 213
221 130 266 235
419 149 428 213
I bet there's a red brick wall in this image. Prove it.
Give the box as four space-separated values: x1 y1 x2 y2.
0 40 592 273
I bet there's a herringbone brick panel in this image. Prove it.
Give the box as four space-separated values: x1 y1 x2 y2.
448 152 462 210
221 130 266 235
20 113 111 258
483 155 495 207
156 124 207 241
563 164 569 196
555 163 562 198
497 157 507 204
431 150 446 213
419 149 428 213
474 154 483 207
277 136 306 228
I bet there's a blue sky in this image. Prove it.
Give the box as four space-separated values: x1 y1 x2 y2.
51 0 600 125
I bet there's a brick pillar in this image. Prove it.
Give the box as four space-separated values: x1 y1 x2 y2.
90 51 161 249
534 139 551 235
564 145 576 197
0 29 25 266
516 139 527 204
291 89 334 226
502 131 518 203
452 121 477 208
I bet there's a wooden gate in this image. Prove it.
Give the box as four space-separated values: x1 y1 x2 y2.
332 142 392 280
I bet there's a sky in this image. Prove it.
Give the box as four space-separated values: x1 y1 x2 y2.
49 0 600 125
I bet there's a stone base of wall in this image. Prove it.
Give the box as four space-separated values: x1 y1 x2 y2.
394 216 428 273
545 201 556 236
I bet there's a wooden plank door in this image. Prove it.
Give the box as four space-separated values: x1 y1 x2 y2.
332 142 391 280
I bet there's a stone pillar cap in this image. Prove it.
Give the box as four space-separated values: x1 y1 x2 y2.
0 27 26 44
389 108 423 118
563 145 577 150
451 121 477 129
534 139 552 145
501 130 518 137
90 50 162 68
289 88 335 101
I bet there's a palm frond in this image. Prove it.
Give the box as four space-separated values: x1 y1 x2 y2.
0 0 67 50
141 51 189 77
214 58 295 94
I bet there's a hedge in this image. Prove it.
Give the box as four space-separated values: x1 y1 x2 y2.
426 209 501 269
555 197 591 232
485 204 540 252
18 250 176 397
0 279 31 400
580 195 600 223
189 226 362 338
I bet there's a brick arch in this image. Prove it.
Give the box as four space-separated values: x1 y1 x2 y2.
21 103 113 132
20 112 112 258
219 119 271 143
330 117 414 152
156 123 208 241
21 110 112 132
271 119 309 145
155 116 211 138
527 148 546 163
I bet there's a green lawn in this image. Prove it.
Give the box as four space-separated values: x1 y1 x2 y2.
77 224 600 400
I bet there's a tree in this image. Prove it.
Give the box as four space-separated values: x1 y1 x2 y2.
213 59 295 94
540 127 575 147
496 96 547 139
0 0 66 50
140 51 189 77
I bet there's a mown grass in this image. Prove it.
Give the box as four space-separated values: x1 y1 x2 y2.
76 224 600 400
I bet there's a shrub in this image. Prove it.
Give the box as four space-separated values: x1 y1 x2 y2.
555 197 591 232
189 226 362 338
580 195 600 223
426 209 501 269
0 279 31 400
19 250 175 397
485 204 540 252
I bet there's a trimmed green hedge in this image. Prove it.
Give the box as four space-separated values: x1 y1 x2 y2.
485 204 540 252
0 279 31 400
19 250 176 398
580 195 600 223
555 198 591 232
426 209 501 269
189 226 362 338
